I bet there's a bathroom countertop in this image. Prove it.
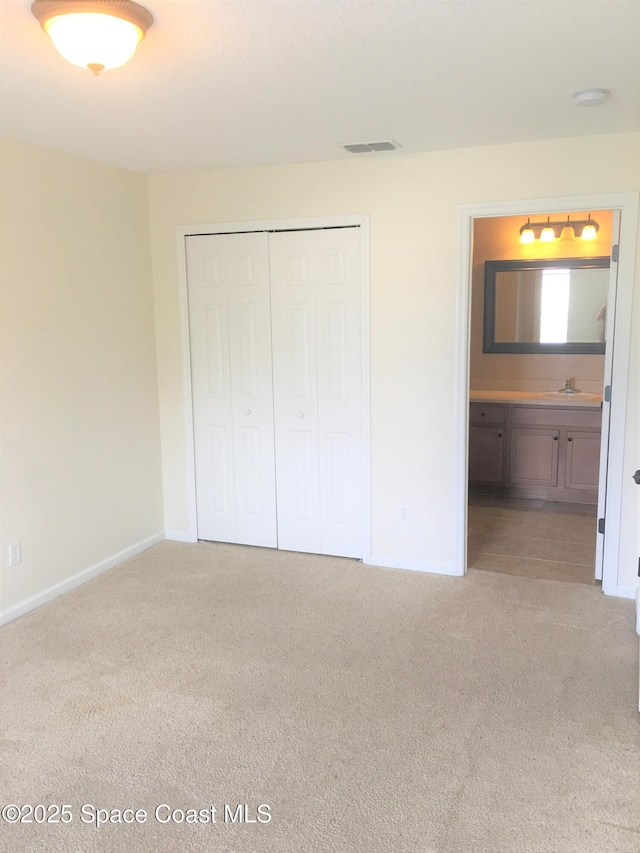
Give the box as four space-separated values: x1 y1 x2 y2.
469 389 603 408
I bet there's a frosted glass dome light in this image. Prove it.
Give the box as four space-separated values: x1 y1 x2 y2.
32 1 153 75
540 224 556 243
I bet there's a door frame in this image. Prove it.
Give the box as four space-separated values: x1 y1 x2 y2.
175 214 372 563
454 193 639 597
594 210 621 583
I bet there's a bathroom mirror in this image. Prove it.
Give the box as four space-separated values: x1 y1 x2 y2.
483 257 610 354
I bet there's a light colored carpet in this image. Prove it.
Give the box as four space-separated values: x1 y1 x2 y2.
0 541 638 853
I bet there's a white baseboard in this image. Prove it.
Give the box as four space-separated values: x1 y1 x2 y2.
366 554 461 576
604 584 638 602
165 529 198 543
0 532 165 628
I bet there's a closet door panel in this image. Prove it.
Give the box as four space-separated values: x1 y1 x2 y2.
315 228 364 557
270 232 321 553
270 228 363 558
187 232 276 546
186 237 236 542
227 235 277 547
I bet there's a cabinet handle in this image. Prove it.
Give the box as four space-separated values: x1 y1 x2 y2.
480 412 486 417
553 436 558 441
244 409 251 415
633 470 640 485
297 412 304 419
498 433 503 438
567 437 573 442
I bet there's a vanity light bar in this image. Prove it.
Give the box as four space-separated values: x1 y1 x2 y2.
519 216 599 244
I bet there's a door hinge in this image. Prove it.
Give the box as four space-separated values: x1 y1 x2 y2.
598 518 605 535
637 557 640 578
611 244 619 263
604 385 612 403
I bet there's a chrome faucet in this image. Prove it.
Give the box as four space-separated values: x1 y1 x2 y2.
559 378 575 394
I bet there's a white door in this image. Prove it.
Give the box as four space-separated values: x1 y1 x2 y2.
595 211 621 581
269 228 364 558
186 232 277 547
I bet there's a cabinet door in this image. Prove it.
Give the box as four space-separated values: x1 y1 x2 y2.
468 426 504 484
565 430 601 492
509 427 559 487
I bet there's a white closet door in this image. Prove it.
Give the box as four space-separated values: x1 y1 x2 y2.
269 232 322 552
270 228 364 558
186 232 277 547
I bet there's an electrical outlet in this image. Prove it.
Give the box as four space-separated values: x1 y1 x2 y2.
400 505 411 524
9 542 21 567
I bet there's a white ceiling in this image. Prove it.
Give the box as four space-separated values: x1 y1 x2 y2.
1 0 639 174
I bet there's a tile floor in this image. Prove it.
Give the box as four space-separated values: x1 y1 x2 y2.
467 493 598 585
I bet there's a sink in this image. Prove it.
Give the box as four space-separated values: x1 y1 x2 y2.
536 391 602 403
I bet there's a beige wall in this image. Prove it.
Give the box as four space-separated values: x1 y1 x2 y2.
0 137 164 617
147 132 640 594
470 211 612 391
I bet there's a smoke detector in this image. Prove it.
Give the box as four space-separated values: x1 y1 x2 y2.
573 89 610 107
342 140 401 154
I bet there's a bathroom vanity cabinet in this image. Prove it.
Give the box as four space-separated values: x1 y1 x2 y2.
469 401 602 503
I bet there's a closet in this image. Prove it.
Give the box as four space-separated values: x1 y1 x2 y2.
185 226 364 559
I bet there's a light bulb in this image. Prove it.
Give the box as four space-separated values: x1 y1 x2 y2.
540 225 556 243
581 223 597 240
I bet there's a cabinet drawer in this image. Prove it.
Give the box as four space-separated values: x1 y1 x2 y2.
510 405 601 429
469 403 505 425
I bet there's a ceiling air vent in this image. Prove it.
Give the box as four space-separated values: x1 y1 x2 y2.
343 140 401 154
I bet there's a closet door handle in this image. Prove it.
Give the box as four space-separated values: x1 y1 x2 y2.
297 412 304 419
633 470 640 485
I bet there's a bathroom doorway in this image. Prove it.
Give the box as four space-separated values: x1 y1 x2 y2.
454 193 638 597
466 209 611 585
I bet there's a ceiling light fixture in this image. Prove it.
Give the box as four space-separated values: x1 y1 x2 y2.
31 0 154 75
519 216 599 245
